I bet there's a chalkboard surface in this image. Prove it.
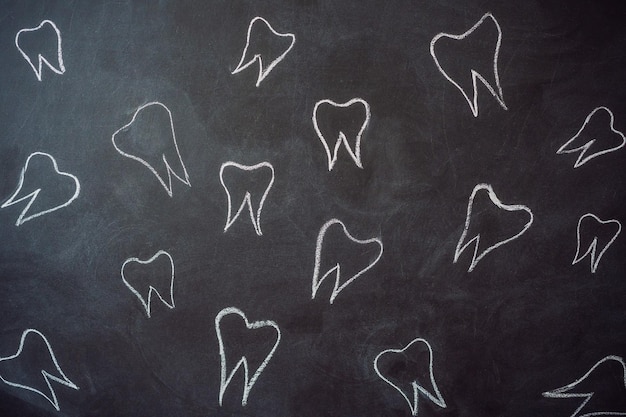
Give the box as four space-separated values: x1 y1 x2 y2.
1 1 625 416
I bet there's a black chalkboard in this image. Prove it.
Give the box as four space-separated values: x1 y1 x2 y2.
1 1 625 416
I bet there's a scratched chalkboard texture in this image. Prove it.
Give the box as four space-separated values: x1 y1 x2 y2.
1 1 625 416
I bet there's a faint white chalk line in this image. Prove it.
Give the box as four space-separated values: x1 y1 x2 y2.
312 218 383 304
232 16 296 87
557 106 625 168
430 12 507 117
573 213 621 273
121 250 176 317
219 161 275 236
1 152 80 226
15 20 65 81
542 355 626 417
312 98 371 170
374 337 447 416
215 307 281 406
454 183 533 272
111 101 191 197
0 329 79 411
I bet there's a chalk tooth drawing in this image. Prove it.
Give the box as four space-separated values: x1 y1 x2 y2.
121 250 176 318
430 12 507 117
312 218 383 304
111 102 191 197
215 307 281 407
572 213 621 274
556 106 625 168
454 183 533 272
219 161 275 236
15 20 65 81
312 98 371 170
374 338 447 416
542 355 626 417
232 16 296 87
1 152 80 226
0 329 79 411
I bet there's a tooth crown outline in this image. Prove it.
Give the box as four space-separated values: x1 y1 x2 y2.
15 19 65 81
573 213 621 274
1 151 81 226
542 355 626 417
312 218 383 304
0 329 79 411
219 161 275 236
215 307 281 407
430 12 507 117
232 16 296 87
454 183 533 272
312 98 371 170
111 101 191 197
121 250 176 317
556 106 626 168
373 337 447 416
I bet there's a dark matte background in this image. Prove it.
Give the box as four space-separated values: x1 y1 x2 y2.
1 1 625 416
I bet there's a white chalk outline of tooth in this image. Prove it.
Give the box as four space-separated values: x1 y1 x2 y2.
111 101 191 197
219 161 275 236
215 307 281 407
312 98 371 171
542 355 626 417
454 183 533 272
373 337 447 417
430 12 507 117
0 329 79 412
573 213 621 274
231 16 296 87
312 218 383 304
15 20 65 82
1 152 80 226
556 106 625 168
121 250 176 318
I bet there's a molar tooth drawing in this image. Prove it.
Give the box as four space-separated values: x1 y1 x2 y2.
312 98 371 170
542 355 626 417
1 152 80 226
215 307 281 407
232 16 296 87
454 183 533 272
374 338 447 416
15 20 65 81
121 250 176 318
219 161 275 236
556 106 625 168
430 12 507 117
312 218 383 304
111 102 190 197
572 213 621 274
0 329 79 411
